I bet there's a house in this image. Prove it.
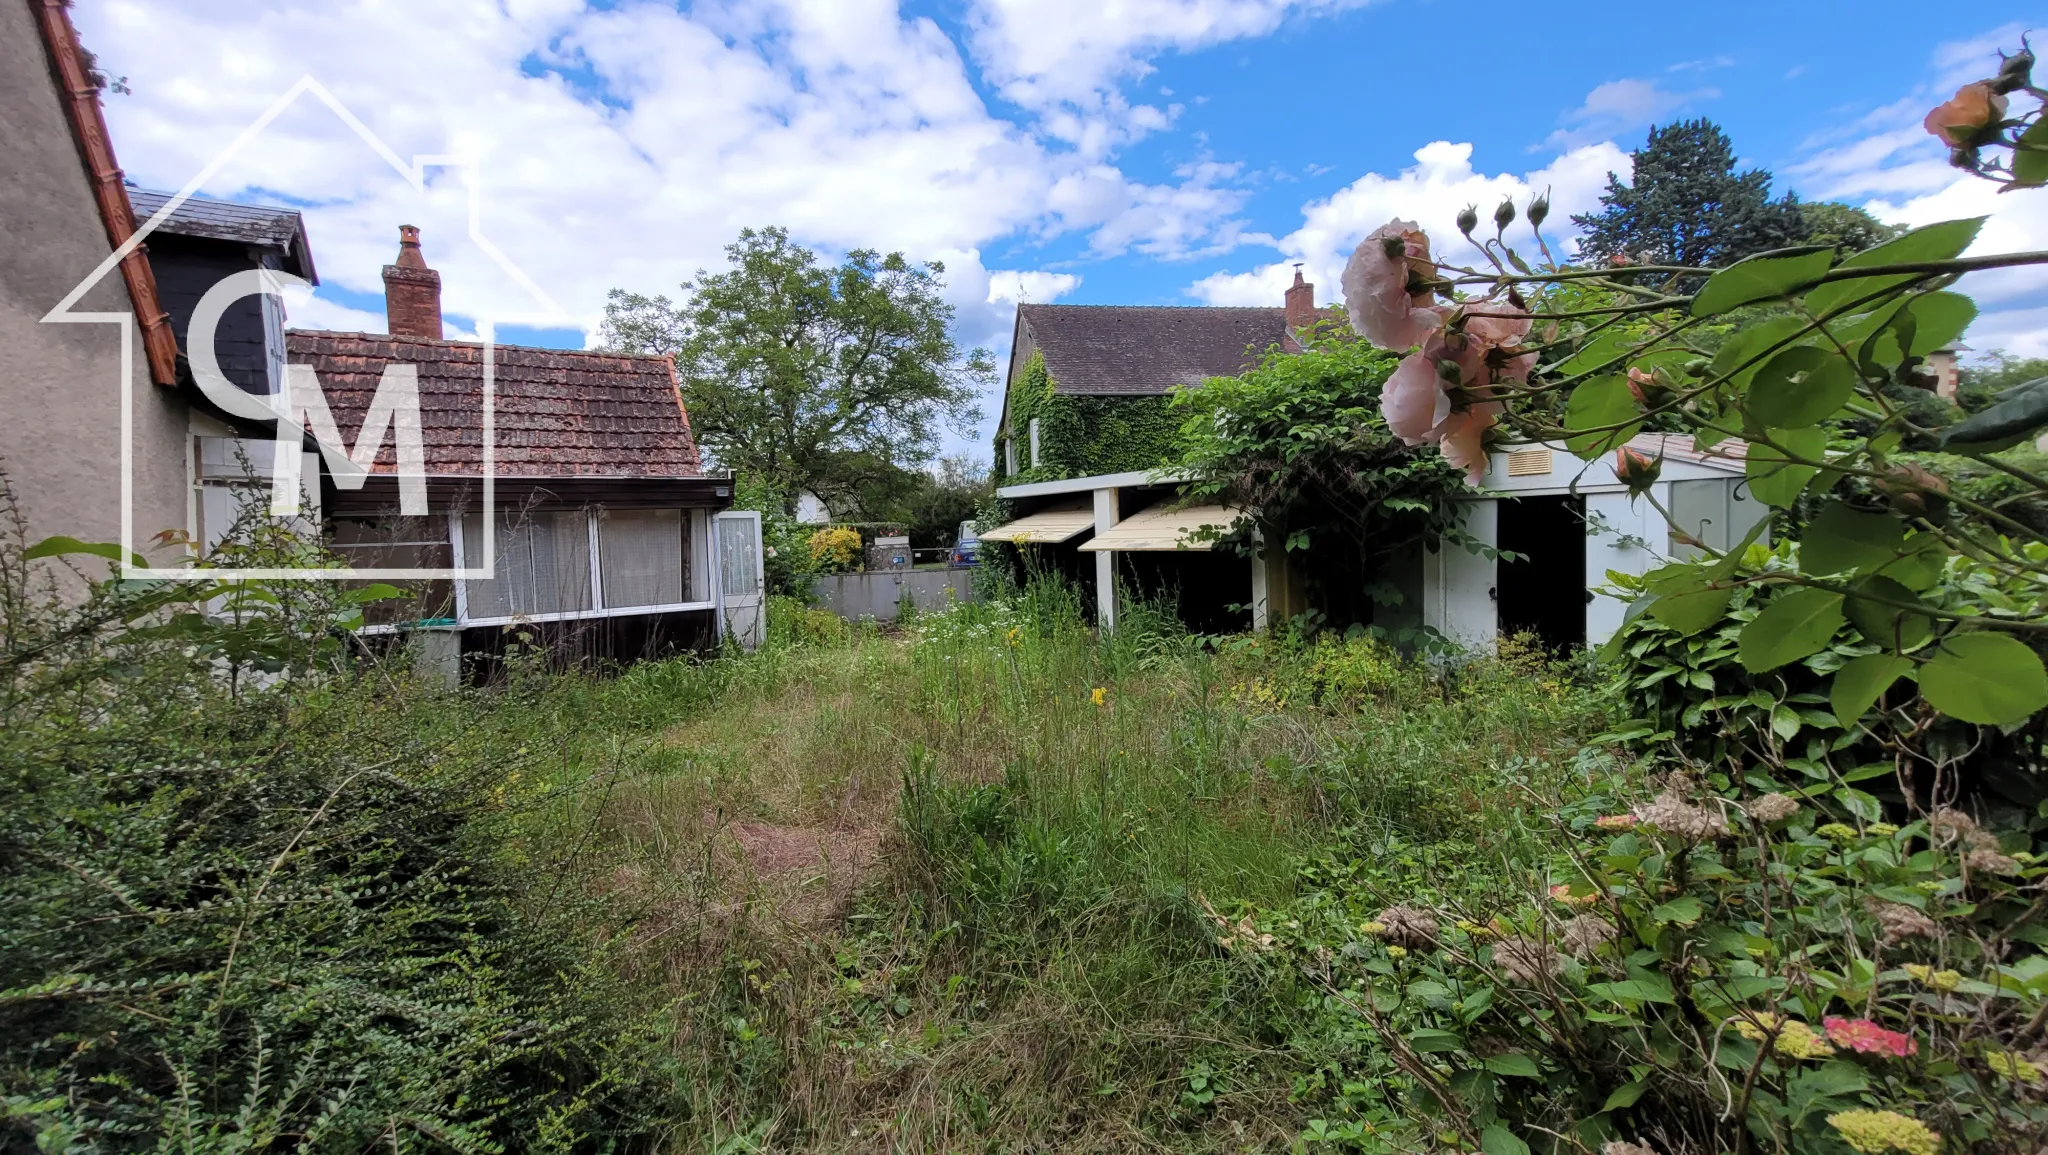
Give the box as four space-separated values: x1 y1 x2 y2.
4 0 190 565
983 273 1321 632
277 228 757 672
992 270 1317 482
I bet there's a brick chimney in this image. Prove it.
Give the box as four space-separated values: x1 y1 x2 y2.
1283 264 1315 350
382 224 442 339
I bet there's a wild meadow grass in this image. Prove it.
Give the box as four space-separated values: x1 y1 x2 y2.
471 583 1610 1152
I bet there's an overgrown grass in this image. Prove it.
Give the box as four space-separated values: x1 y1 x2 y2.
497 584 1609 1152
3 541 1606 1152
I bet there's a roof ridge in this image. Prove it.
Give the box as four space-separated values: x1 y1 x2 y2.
285 329 675 362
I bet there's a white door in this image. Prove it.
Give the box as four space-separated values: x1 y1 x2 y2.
714 510 766 649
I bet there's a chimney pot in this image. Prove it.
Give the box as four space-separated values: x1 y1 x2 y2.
382 224 442 339
1283 263 1316 350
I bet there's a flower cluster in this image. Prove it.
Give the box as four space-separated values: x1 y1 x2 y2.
1827 1110 1939 1155
1492 935 1563 983
1822 1017 1917 1058
1903 964 1961 993
1746 792 1800 824
1372 905 1439 950
1732 1013 1835 1059
1340 220 1535 484
1634 788 1729 842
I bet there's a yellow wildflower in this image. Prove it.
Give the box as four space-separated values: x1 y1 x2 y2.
1360 921 1387 935
1004 627 1021 647
1730 1013 1834 1058
1827 1110 1939 1155
1455 919 1495 937
1386 945 1409 960
1986 1050 2043 1083
1816 823 1858 841
1867 823 1899 837
1090 687 1107 707
1903 964 1962 992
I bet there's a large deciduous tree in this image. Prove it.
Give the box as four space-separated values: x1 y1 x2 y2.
600 227 991 509
1572 119 1809 268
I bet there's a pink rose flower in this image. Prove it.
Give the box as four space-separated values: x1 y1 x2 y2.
1343 220 1444 350
1822 1017 1917 1058
1381 352 1450 445
1436 403 1502 485
1924 80 2008 147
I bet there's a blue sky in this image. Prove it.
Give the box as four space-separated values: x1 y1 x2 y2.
80 0 2048 461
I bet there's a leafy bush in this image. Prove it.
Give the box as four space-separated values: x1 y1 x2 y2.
805 525 863 573
0 509 682 1151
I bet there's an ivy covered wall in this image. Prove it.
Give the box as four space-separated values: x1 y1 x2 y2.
995 351 1183 483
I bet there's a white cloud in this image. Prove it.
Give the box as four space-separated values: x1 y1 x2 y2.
987 270 1081 304
962 0 1372 151
1544 78 1717 150
1188 140 1628 306
1786 22 2048 358
73 0 1314 456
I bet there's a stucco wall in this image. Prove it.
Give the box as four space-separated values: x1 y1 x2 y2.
0 1 189 564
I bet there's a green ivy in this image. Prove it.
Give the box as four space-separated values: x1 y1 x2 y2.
994 352 1183 482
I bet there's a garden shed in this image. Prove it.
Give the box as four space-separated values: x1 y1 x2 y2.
1398 435 1766 652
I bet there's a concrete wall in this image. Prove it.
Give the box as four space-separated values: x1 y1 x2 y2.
0 4 188 565
811 569 976 622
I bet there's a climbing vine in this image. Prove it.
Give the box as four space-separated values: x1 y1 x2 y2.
995 352 1184 482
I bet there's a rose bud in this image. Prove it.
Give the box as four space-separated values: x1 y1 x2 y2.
1614 446 1662 495
1457 204 1480 237
1994 45 2036 94
1493 197 1516 232
1527 191 1550 229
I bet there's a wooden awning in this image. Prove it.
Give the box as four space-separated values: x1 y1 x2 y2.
1078 502 1238 552
977 501 1095 544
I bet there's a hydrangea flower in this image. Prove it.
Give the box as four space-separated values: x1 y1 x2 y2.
1827 1110 1939 1155
1822 1017 1917 1057
1816 823 1858 841
1730 1013 1834 1058
1747 793 1800 824
1903 964 1962 992
1985 1050 2043 1083
1593 814 1637 831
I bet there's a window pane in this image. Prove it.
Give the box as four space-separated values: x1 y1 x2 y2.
460 509 593 619
717 516 759 598
600 508 687 608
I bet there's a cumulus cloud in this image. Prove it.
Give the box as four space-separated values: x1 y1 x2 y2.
1544 78 1718 150
1787 21 2048 356
987 270 1082 304
1188 140 1628 306
963 0 1372 149
74 0 1337 457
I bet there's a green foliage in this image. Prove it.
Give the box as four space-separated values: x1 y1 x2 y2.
0 505 681 1151
805 525 863 573
997 351 1183 481
1572 119 1810 268
1799 201 1904 255
600 226 992 506
1958 350 2048 413
1172 325 1471 627
729 471 821 599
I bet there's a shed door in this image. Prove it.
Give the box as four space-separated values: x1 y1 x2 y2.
715 510 766 649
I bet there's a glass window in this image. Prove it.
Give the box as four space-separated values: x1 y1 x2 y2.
717 515 760 598
461 509 593 619
600 508 689 608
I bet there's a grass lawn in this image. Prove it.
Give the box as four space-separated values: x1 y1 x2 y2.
501 585 1608 1152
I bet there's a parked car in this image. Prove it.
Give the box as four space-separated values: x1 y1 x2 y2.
949 520 980 567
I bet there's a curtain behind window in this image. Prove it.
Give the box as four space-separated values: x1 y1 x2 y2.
461 510 592 619
600 508 687 608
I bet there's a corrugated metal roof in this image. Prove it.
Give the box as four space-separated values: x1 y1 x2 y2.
130 189 318 282
1079 502 1239 552
1625 432 1748 471
978 501 1095 544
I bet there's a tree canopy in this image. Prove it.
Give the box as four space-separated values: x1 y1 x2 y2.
1572 118 1809 268
600 227 992 509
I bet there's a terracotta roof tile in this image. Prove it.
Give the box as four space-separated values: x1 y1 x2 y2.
1020 303 1288 395
284 330 702 479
